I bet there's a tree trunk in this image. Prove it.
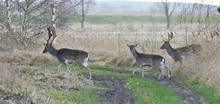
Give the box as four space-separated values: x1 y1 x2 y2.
81 0 85 28
166 14 170 29
51 0 56 29
22 0 29 36
5 0 11 32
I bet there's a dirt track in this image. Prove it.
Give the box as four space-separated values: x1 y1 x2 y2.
0 66 206 104
92 74 135 104
92 67 206 104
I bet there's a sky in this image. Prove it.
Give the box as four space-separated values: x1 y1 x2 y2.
97 0 220 6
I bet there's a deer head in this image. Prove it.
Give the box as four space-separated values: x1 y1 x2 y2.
127 44 138 50
160 32 174 49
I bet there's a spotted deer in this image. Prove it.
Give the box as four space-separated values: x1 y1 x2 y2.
43 27 92 79
127 44 171 80
160 32 203 65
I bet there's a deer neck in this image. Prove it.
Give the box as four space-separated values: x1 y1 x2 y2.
47 43 58 58
130 47 139 59
165 44 176 57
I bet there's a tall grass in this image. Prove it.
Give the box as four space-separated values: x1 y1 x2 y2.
53 23 220 91
1 22 220 103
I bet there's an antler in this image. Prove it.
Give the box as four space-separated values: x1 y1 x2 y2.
47 26 57 44
46 27 53 43
168 32 174 41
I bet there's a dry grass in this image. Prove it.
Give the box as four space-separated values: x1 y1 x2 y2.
0 23 220 101
179 41 220 88
0 50 93 103
50 23 220 90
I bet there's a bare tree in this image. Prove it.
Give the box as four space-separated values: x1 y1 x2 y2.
157 0 178 29
12 0 49 36
53 0 95 29
0 0 12 31
179 2 217 43
79 0 95 28
53 0 81 28
160 0 178 29
0 0 95 49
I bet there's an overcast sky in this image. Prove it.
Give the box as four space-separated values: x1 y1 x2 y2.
96 0 220 6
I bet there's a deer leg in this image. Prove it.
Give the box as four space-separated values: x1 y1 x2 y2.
132 69 136 74
158 68 162 80
65 64 71 73
166 66 171 78
79 60 92 80
164 66 171 80
58 59 67 71
63 60 71 73
86 66 92 80
158 67 164 80
142 66 149 77
158 74 161 80
58 64 63 71
159 60 167 80
132 66 138 74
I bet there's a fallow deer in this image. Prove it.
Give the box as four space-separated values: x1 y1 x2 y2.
160 32 203 65
127 44 171 80
43 27 92 79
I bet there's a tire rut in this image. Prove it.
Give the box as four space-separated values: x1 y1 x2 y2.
91 74 135 104
94 67 206 104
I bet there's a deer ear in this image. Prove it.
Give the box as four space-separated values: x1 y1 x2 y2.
135 44 137 47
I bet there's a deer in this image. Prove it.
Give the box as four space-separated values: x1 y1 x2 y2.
43 27 92 79
160 32 203 65
127 44 171 80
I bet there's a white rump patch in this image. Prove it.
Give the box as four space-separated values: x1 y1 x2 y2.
159 58 165 69
82 55 89 67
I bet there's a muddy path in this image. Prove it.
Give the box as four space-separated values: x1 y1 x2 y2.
91 67 206 104
92 74 135 104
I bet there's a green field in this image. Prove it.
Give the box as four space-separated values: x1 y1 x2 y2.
1 14 218 25
66 15 219 24
68 15 173 24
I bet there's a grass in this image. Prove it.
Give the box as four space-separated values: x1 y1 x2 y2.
66 15 220 24
92 64 186 104
68 15 172 24
179 75 220 104
124 74 185 104
19 31 220 104
36 60 220 104
1 11 220 104
46 88 100 104
2 17 220 103
27 56 220 104
28 60 186 104
98 64 220 104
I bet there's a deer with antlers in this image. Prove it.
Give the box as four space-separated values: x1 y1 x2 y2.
160 32 203 65
128 44 171 80
43 27 92 79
